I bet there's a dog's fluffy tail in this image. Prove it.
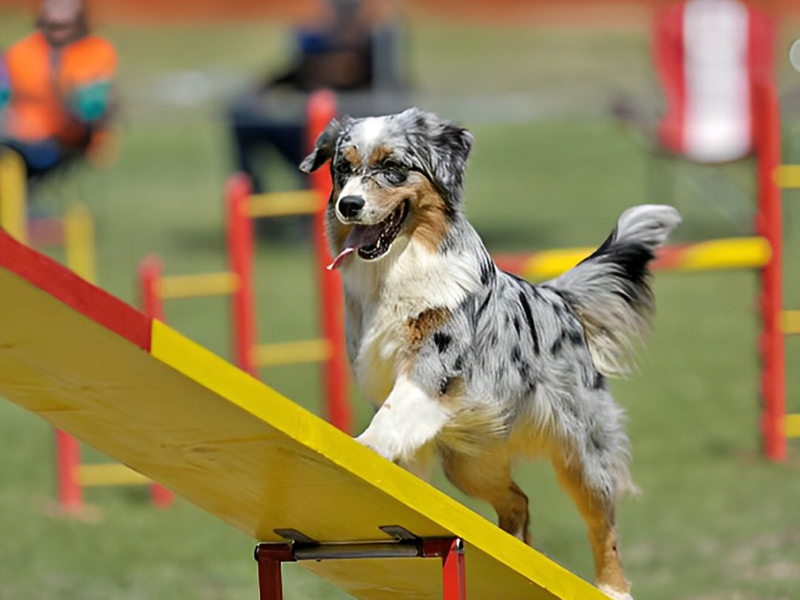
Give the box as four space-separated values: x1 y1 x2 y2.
548 204 681 377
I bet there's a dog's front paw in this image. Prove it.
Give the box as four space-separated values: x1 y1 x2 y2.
597 584 633 600
354 433 396 462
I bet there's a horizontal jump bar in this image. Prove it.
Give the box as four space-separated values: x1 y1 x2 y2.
254 339 332 368
781 311 800 335
785 414 800 438
775 165 800 189
157 271 239 299
78 463 151 487
494 237 771 281
249 191 320 218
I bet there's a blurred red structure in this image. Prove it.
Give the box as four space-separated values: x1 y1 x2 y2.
1 1 799 26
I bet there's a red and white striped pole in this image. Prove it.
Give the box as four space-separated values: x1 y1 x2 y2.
307 90 352 433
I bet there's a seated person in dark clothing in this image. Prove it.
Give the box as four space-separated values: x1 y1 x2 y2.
229 0 404 195
0 0 117 181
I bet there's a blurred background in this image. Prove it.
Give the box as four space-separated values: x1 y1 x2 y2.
1 0 800 598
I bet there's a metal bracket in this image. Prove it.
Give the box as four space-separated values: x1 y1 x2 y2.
254 526 467 599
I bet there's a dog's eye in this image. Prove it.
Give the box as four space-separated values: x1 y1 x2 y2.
381 160 407 185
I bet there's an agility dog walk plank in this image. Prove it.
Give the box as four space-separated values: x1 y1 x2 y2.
0 229 605 599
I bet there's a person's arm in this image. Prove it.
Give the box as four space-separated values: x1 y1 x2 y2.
0 54 10 111
62 37 117 124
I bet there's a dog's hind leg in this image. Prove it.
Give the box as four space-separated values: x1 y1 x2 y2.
441 448 531 544
551 454 632 600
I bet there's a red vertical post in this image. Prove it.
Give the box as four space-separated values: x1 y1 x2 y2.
753 79 786 461
441 538 467 600
56 430 81 512
137 256 174 507
423 538 467 599
226 174 259 378
255 544 294 600
307 90 352 433
139 255 165 320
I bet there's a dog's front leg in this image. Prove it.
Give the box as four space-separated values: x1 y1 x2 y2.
356 373 450 464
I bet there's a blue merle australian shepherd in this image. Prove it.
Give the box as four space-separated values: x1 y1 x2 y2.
301 108 680 599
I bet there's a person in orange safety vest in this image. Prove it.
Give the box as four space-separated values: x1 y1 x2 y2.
0 0 117 179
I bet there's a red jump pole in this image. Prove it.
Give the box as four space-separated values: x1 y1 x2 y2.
137 255 175 507
56 430 81 513
226 173 259 378
307 90 352 433
753 78 786 461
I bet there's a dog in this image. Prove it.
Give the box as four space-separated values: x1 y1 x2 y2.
300 108 680 600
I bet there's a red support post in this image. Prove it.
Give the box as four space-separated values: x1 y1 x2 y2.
137 255 175 507
139 255 165 321
423 538 467 600
56 429 81 512
255 544 295 600
226 174 259 378
307 90 352 433
753 78 786 461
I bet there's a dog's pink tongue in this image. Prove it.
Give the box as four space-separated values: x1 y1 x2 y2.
326 224 384 270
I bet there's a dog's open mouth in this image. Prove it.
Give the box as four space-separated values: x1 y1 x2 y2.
327 199 409 270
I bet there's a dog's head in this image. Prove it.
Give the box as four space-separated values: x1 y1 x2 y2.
300 108 474 269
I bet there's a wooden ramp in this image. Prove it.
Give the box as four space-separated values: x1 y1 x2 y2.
0 229 605 600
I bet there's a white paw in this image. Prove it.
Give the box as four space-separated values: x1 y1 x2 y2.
354 433 395 462
597 584 633 600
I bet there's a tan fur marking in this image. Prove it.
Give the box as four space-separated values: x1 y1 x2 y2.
406 307 451 348
552 456 631 595
406 178 449 251
442 450 531 543
369 145 392 166
342 146 361 167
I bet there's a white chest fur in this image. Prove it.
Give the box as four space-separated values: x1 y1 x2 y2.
341 238 482 406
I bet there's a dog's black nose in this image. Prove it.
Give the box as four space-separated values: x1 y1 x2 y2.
337 195 365 220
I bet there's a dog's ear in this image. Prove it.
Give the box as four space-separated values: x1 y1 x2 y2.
429 120 474 201
401 108 474 207
300 118 345 173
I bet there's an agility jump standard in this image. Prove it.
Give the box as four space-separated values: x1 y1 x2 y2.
0 227 607 600
496 80 798 462
137 91 351 433
0 148 173 510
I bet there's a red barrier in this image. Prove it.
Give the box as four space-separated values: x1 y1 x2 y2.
226 174 259 378
754 79 786 461
137 255 175 507
307 90 352 433
56 430 81 512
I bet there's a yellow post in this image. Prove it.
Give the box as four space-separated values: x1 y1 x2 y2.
64 203 97 283
0 149 28 244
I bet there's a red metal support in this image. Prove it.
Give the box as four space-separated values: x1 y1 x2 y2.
307 90 352 433
255 543 295 600
255 537 464 599
137 255 175 507
424 538 467 600
226 174 259 378
753 78 786 461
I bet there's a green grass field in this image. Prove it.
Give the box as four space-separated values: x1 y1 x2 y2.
2 10 800 600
